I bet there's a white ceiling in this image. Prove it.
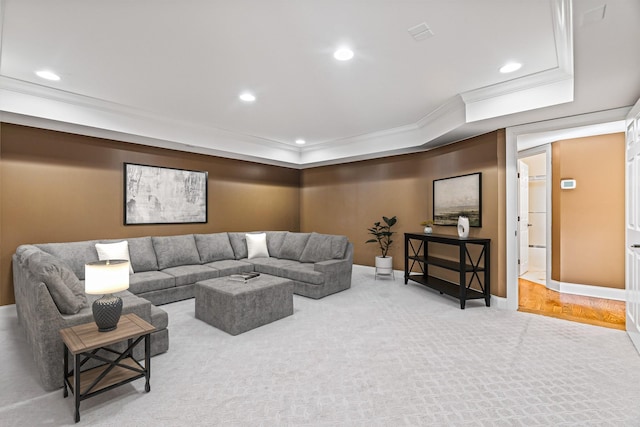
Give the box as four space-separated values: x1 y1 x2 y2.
0 0 638 168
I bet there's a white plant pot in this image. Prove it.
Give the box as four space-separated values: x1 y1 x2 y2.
375 256 393 274
423 226 433 234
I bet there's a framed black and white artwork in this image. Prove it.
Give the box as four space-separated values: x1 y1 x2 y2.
124 163 208 225
433 172 482 227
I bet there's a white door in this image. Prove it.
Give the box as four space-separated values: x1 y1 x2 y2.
626 98 640 352
518 160 530 275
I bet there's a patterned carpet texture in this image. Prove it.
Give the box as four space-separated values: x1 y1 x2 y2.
2 265 640 426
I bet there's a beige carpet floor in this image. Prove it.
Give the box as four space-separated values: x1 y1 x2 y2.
2 265 640 426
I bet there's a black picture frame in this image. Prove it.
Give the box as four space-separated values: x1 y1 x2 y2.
124 163 208 225
433 172 482 227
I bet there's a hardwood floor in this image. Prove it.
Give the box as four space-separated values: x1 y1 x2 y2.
518 278 626 330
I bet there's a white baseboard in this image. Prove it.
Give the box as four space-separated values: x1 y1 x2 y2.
491 295 508 309
353 265 511 309
0 303 16 315
547 280 625 301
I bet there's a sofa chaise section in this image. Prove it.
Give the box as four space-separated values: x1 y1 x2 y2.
241 232 354 299
12 245 169 391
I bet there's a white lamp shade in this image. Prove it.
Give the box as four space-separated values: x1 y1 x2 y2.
85 260 130 295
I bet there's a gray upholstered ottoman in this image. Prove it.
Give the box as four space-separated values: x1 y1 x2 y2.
195 274 294 335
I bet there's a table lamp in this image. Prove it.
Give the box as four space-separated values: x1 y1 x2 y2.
85 260 130 332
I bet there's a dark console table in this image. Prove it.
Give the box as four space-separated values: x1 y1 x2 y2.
404 233 491 309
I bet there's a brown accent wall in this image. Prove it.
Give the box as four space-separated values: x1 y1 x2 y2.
0 124 300 305
551 133 625 288
300 130 507 297
0 124 509 306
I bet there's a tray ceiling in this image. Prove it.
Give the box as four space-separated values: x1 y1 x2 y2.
0 0 638 167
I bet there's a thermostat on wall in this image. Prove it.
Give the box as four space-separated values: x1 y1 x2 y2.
560 179 576 189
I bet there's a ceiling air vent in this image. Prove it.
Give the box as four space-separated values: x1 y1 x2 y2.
408 22 434 41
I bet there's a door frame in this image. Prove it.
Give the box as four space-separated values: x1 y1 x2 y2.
505 108 629 310
518 159 530 276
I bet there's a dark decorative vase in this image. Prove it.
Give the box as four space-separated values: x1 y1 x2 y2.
92 294 123 332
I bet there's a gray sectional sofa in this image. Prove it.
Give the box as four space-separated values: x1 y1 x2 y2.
12 231 353 390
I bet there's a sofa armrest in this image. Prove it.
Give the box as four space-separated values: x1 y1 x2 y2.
313 242 354 273
312 242 353 296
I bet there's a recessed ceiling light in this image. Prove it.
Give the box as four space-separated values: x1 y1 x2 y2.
239 92 256 102
295 139 306 145
35 70 61 81
500 62 522 73
333 47 354 61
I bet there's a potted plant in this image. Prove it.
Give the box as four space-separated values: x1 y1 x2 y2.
420 220 434 234
366 215 397 276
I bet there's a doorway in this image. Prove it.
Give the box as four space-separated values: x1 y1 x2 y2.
514 131 627 330
518 152 547 285
506 110 628 311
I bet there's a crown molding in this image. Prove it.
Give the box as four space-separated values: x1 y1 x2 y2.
0 76 306 165
298 95 467 165
0 76 300 152
460 0 573 122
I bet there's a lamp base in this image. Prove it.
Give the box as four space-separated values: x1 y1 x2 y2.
92 294 123 332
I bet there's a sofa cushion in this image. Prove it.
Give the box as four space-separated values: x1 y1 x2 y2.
105 291 152 323
227 233 248 260
26 251 88 314
247 257 300 276
36 240 100 280
195 233 235 263
246 233 269 259
203 259 255 276
299 232 349 263
266 231 288 259
279 263 325 285
278 233 311 261
127 237 159 272
150 304 169 330
95 241 134 274
161 264 219 287
152 235 201 269
128 271 175 294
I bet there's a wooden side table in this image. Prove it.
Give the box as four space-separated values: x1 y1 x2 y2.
60 313 156 423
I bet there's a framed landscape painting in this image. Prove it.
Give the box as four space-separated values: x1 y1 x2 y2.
433 172 482 227
124 163 208 225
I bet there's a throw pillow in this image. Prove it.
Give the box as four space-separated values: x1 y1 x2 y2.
246 233 270 259
95 241 134 274
26 251 87 315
